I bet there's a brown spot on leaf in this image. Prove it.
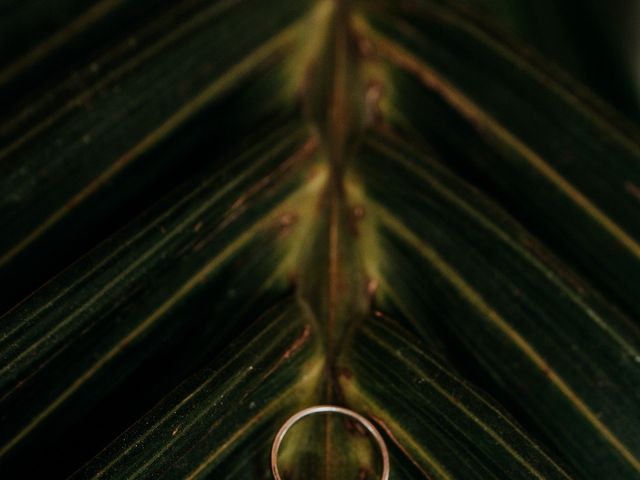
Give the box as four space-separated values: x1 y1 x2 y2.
365 81 384 125
287 271 299 288
366 278 378 296
279 213 297 228
357 35 375 57
283 325 312 360
335 366 353 379
625 181 640 202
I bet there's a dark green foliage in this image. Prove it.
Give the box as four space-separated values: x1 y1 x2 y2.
1 1 639 479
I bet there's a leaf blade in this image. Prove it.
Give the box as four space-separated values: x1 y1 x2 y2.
343 314 573 480
356 128 640 478
358 0 640 320
0 122 318 477
73 299 321 479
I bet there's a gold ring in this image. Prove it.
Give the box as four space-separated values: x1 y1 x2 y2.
271 405 390 480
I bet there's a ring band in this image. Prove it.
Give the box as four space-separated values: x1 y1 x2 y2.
271 405 390 480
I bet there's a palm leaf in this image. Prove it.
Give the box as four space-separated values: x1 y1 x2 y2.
344 314 573 480
1 0 639 479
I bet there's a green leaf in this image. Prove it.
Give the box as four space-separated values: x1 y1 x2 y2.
0 0 313 311
464 0 640 119
0 121 318 473
356 127 640 478
72 299 321 479
357 0 640 320
342 314 572 480
1 0 640 479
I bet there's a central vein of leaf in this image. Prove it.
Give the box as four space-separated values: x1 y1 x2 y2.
281 3 386 476
294 0 374 390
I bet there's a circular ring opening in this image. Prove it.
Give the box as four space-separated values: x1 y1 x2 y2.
271 405 390 480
